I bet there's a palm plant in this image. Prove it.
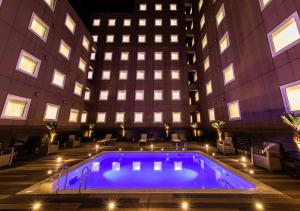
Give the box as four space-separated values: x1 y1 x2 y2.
88 122 95 138
281 113 300 151
190 123 198 137
46 122 57 143
120 123 126 137
164 123 171 137
211 120 225 141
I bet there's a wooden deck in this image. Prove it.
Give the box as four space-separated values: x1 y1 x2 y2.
0 142 300 210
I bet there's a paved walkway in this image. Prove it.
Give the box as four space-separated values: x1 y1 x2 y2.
0 142 300 210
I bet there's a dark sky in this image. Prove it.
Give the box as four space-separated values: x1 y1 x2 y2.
69 0 135 26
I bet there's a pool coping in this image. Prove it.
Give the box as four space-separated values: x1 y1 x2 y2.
17 151 284 195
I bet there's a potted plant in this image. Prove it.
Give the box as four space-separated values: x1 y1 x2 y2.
281 113 300 151
88 122 95 138
190 123 198 137
120 123 126 137
211 120 225 142
164 123 171 137
46 122 57 143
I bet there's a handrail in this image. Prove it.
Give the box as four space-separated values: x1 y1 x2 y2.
56 165 69 194
78 166 90 193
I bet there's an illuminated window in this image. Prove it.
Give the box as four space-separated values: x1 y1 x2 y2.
102 70 111 80
227 101 241 120
69 109 79 123
90 52 96 60
82 36 90 51
121 52 129 61
154 70 163 80
172 90 181 100
28 13 49 41
134 112 143 123
172 112 181 123
139 4 147 11
78 58 87 72
216 4 225 27
259 0 272 10
170 19 178 26
171 70 180 80
135 90 144 101
99 90 109 100
81 111 87 123
93 19 100 26
117 90 127 101
51 69 65 88
74 82 83 96
1 95 31 120
92 35 98 42
116 112 125 123
58 40 71 60
154 90 163 101
136 70 145 80
155 35 163 43
123 19 131 26
138 35 146 43
171 35 178 43
268 12 300 57
219 32 230 54
104 52 112 61
139 19 146 26
200 15 205 30
65 13 76 34
154 112 162 123
43 0 56 11
88 71 93 79
204 56 210 71
122 35 130 43
208 108 215 122
155 19 162 26
198 0 203 10
108 19 116 26
223 63 235 85
171 52 179 60
202 34 207 49
97 112 106 123
119 70 128 80
16 50 41 77
44 103 59 121
155 4 162 11
137 52 145 61
170 4 177 11
84 89 91 101
280 80 300 113
206 81 212 95
106 35 114 43
155 52 163 60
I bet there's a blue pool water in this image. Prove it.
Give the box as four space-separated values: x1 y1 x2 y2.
53 152 255 190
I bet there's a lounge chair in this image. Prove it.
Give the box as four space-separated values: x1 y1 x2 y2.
139 134 148 145
42 137 58 155
251 142 282 171
217 137 235 154
68 135 81 147
97 134 113 145
0 147 14 168
171 134 182 144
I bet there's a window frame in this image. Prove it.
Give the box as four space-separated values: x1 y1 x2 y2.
223 63 235 85
68 108 79 123
43 0 56 11
28 12 49 42
43 103 60 121
280 80 300 114
134 112 143 123
259 0 272 11
1 94 31 120
51 69 66 89
172 112 181 123
65 13 76 34
58 39 71 60
16 50 41 78
97 112 106 123
219 32 230 54
74 82 83 97
227 100 242 121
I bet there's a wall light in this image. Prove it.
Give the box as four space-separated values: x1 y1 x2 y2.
181 201 189 210
255 202 264 210
56 156 62 163
32 202 42 210
107 201 116 210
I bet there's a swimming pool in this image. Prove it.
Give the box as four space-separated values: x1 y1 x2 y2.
53 152 255 191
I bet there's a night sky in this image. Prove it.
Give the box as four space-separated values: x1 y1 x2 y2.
69 0 135 26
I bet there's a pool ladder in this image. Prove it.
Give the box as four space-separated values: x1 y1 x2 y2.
78 166 90 193
56 165 69 194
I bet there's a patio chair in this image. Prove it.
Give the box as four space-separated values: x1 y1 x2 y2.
0 147 14 168
68 135 81 147
171 134 182 144
139 134 148 145
251 142 282 171
41 137 58 155
217 137 235 155
97 134 113 145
